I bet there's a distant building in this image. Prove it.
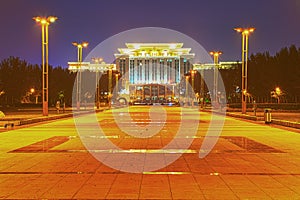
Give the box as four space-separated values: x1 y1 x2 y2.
68 43 240 105
115 43 195 103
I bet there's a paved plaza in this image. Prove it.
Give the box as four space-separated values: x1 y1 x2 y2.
0 106 300 199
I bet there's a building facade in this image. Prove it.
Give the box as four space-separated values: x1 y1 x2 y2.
115 43 194 103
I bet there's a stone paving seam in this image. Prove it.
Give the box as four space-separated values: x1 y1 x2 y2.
103 170 119 199
270 175 300 195
71 171 95 199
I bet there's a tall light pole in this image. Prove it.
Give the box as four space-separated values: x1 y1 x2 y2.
106 66 113 108
115 73 120 94
185 75 190 106
108 67 113 95
200 68 205 108
33 16 57 116
72 42 88 110
92 57 103 109
210 51 222 106
190 70 196 93
234 27 255 114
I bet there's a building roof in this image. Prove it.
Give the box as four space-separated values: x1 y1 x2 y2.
115 43 194 58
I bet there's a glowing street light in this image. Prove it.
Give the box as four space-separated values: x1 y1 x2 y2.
72 42 89 110
210 51 222 106
33 16 57 116
275 87 281 95
271 87 283 103
234 27 255 114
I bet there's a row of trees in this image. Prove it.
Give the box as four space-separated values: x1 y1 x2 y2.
220 45 300 103
248 45 300 102
0 56 75 106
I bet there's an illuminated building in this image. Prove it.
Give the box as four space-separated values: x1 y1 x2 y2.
115 43 194 103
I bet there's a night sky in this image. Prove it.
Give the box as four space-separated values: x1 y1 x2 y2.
1 0 300 68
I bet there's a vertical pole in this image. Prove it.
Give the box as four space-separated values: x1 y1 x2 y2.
241 33 247 114
45 24 49 116
191 72 195 94
115 74 119 94
76 47 80 110
96 69 100 109
213 55 219 106
79 47 82 110
200 69 204 108
245 33 249 101
172 85 175 98
42 24 48 116
108 69 112 95
185 76 189 106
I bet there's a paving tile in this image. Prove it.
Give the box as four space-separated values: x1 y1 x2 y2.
246 175 285 189
74 173 117 199
1 107 300 199
6 174 65 199
262 188 300 199
233 188 272 199
140 174 171 199
221 175 258 189
169 174 204 199
106 174 141 199
40 174 92 199
202 189 239 200
271 175 300 194
0 174 41 198
194 175 229 190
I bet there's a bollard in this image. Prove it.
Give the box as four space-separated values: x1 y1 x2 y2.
253 100 257 116
264 108 272 124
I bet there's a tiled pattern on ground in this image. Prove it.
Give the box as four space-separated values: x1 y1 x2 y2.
0 107 300 199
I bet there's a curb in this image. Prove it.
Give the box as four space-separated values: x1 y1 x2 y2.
226 112 264 121
202 108 300 130
271 119 300 129
18 107 110 126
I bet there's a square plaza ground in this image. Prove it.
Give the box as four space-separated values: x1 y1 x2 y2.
0 106 300 199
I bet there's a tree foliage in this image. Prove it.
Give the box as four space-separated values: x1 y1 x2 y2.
221 45 300 102
0 56 75 106
248 45 300 101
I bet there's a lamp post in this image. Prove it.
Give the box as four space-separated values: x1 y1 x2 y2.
190 70 196 93
72 42 88 110
185 75 190 106
234 27 255 114
108 67 113 95
200 68 205 108
210 51 222 106
33 16 57 116
115 73 120 94
92 57 103 109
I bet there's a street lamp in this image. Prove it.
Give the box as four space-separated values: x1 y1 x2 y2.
210 51 222 106
190 70 196 94
115 72 120 93
185 74 190 106
92 57 103 109
33 16 57 116
234 27 255 114
72 42 89 110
